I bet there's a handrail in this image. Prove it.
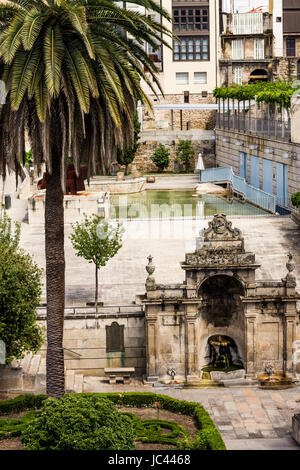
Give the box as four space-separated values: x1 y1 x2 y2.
36 305 144 316
200 167 276 213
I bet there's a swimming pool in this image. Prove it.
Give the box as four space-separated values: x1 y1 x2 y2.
110 190 269 219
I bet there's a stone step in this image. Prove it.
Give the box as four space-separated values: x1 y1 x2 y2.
73 374 84 393
221 378 258 387
28 354 41 376
20 352 33 374
65 370 75 393
38 357 46 375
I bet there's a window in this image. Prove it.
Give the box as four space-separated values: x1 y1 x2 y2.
232 39 244 60
184 91 189 103
176 72 189 85
194 72 207 84
173 7 209 32
254 39 264 60
174 37 209 61
234 67 243 85
286 39 296 57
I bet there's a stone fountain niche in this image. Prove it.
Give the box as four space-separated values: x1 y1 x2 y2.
143 214 300 384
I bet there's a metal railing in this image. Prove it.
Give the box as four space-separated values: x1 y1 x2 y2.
216 113 291 142
36 305 144 318
200 167 276 213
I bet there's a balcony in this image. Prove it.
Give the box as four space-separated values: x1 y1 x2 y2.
222 12 272 36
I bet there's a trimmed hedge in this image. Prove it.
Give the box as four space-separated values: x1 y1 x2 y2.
81 393 226 450
0 392 226 450
0 411 38 440
0 394 46 415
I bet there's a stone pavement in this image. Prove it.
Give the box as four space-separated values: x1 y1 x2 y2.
18 216 300 305
83 378 300 450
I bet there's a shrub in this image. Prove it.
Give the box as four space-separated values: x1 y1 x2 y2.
175 140 195 172
0 392 225 450
0 394 46 415
151 144 170 172
291 192 300 208
21 394 135 450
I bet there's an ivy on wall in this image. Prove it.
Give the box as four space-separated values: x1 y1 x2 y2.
213 81 300 108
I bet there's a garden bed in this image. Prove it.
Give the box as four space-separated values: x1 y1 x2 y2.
0 392 226 451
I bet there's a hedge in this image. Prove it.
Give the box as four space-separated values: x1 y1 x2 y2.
81 393 226 450
0 392 226 450
0 394 46 415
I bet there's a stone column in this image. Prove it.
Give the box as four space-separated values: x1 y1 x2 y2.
185 310 199 382
245 313 257 377
145 311 158 382
284 307 297 374
291 95 300 144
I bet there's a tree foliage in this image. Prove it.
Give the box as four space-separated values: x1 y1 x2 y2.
213 81 300 108
151 144 170 172
70 215 123 303
0 0 172 181
21 394 135 450
175 140 195 173
0 213 43 364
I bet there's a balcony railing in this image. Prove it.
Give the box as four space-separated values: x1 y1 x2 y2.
216 113 291 142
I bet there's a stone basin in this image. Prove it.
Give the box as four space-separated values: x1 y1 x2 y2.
210 369 246 382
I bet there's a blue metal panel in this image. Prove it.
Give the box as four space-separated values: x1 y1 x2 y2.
200 166 276 213
262 159 273 195
250 155 260 189
239 152 247 179
276 163 288 207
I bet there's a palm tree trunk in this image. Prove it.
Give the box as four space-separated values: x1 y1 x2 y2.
45 148 65 398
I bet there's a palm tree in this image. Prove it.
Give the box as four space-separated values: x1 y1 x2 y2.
0 0 171 398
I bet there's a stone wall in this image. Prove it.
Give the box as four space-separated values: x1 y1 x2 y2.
272 57 298 81
215 128 300 206
143 94 216 132
134 130 216 173
38 312 146 377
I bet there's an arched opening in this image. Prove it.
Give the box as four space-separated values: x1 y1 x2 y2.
248 69 268 83
198 275 245 327
198 275 246 371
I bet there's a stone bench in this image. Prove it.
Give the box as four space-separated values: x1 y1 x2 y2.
104 367 135 384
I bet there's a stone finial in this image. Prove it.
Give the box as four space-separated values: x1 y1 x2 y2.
284 253 296 286
145 255 155 289
286 253 295 274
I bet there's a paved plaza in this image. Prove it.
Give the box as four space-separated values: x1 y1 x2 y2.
19 214 300 306
83 378 300 450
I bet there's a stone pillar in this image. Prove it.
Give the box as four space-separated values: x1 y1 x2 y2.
291 95 300 145
284 308 297 374
145 311 158 382
245 313 257 377
185 310 198 382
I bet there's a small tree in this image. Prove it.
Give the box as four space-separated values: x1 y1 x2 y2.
117 111 141 175
70 216 124 305
175 140 195 172
0 213 43 364
151 144 170 172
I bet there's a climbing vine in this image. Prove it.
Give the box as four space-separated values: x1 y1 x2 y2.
213 81 300 108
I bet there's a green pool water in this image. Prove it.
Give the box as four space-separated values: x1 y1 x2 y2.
110 190 269 219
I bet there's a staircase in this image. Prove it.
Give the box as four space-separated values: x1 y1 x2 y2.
10 354 85 393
